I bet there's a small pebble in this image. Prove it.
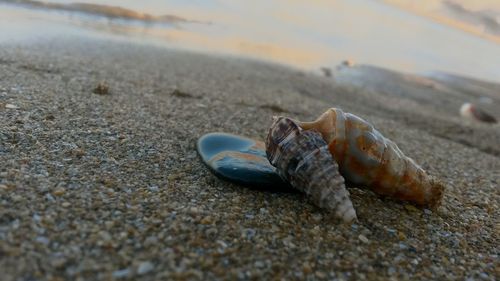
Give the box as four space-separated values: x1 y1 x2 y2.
144 236 159 247
386 228 397 235
312 213 323 222
315 271 327 278
404 204 419 212
137 261 154 275
358 234 369 244
50 257 67 268
254 261 265 268
45 193 55 202
112 269 130 278
188 207 200 215
398 231 407 241
148 185 159 192
35 236 50 245
242 228 256 240
72 148 85 158
244 213 254 219
216 240 228 249
302 263 312 274
5 103 19 109
93 81 109 95
200 216 213 225
32 214 41 222
99 231 112 241
52 187 66 196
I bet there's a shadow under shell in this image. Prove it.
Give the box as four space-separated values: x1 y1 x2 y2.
197 133 291 192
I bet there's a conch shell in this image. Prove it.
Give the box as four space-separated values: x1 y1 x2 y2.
266 117 357 223
265 108 444 220
298 108 444 208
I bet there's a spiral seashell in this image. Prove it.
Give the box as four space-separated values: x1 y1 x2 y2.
266 117 357 223
297 108 444 208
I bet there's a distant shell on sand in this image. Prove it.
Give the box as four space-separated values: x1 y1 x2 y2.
341 59 355 67
5 103 19 109
460 103 497 124
320 67 332 77
336 59 355 70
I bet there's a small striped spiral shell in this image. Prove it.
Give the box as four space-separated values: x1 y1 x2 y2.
297 108 444 209
266 117 357 223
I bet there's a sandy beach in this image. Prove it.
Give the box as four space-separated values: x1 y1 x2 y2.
1 38 498 280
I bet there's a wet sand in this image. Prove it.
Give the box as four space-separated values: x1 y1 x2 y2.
0 38 498 280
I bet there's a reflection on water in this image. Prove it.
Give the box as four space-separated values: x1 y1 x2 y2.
0 0 499 82
385 0 500 42
2 0 207 24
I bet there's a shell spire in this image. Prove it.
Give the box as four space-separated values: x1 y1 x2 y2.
266 117 357 223
298 108 444 209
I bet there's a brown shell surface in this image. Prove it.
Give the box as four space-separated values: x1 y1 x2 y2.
266 117 357 222
298 108 444 208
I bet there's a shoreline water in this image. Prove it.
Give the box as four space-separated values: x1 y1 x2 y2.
1 0 500 83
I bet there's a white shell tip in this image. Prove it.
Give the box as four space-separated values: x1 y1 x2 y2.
335 203 357 223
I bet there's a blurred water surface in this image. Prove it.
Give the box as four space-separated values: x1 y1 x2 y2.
0 0 499 82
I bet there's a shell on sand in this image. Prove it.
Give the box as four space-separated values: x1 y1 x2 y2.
297 108 444 209
460 103 497 124
266 117 357 223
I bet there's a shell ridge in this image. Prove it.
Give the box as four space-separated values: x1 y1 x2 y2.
266 116 357 222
